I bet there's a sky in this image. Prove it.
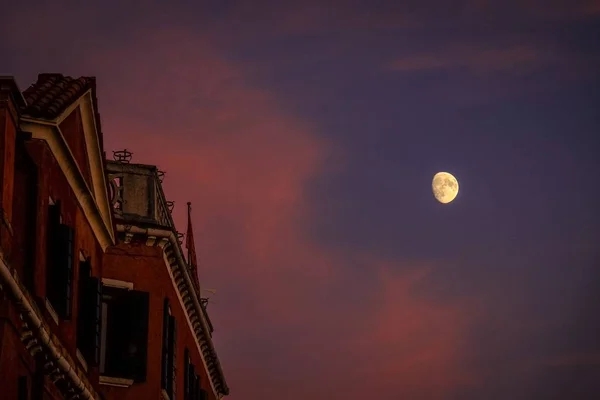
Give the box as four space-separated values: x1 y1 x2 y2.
2 1 600 399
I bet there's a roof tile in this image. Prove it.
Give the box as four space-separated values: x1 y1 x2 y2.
22 73 95 119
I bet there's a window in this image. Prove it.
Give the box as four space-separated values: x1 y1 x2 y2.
184 349 190 399
77 259 102 365
45 202 74 319
17 376 28 400
161 299 177 399
184 350 208 400
99 286 149 382
12 141 38 292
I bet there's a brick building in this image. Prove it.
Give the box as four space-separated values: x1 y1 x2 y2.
0 74 229 400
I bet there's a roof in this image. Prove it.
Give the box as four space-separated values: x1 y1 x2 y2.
21 73 107 164
22 73 95 119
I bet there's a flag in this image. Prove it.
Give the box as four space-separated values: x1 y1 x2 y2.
185 202 200 292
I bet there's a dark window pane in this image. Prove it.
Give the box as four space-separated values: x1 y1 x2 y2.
49 223 74 319
77 273 102 365
17 376 28 400
103 288 149 382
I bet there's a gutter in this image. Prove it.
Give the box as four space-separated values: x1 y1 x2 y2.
115 224 229 397
0 251 99 399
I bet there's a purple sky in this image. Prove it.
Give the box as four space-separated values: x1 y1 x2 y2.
3 1 600 399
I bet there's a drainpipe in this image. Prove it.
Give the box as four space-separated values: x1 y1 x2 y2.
116 224 229 396
0 252 99 400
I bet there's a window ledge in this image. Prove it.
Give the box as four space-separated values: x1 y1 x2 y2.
101 278 134 290
45 298 59 325
76 349 88 372
99 376 134 387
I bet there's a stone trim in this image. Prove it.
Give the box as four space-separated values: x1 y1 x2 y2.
19 120 115 250
0 252 101 399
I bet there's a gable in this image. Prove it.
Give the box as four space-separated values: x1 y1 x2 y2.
55 90 114 244
20 74 115 249
59 108 94 193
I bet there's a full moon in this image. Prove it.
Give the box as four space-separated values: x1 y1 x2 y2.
432 172 459 204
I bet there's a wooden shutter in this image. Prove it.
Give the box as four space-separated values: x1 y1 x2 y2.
189 364 196 400
199 389 208 400
54 223 74 318
161 299 170 390
184 349 190 400
194 375 200 400
91 277 102 365
168 315 177 399
127 290 150 382
45 202 61 303
77 275 102 366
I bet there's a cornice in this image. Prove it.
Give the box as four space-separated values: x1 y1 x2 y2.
116 224 229 398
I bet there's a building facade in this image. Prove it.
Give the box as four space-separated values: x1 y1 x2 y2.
0 74 229 400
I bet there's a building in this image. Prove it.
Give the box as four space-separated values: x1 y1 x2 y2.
0 74 229 400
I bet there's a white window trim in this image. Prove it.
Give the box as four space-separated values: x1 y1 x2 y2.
99 376 134 387
101 278 133 290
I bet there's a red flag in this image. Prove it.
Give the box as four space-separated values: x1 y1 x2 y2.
186 202 200 292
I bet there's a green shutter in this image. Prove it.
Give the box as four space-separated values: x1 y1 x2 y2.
45 203 61 306
161 299 170 389
184 349 190 399
168 315 177 398
53 223 74 319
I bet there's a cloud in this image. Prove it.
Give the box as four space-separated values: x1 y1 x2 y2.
3 3 598 400
387 44 546 75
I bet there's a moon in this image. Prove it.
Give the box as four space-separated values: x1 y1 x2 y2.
432 172 459 204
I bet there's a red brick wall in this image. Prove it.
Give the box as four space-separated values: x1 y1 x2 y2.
59 108 93 191
0 90 17 258
0 294 36 400
102 242 215 400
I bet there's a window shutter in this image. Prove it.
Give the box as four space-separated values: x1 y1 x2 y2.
45 203 61 303
194 375 200 400
91 277 102 365
54 223 74 318
161 299 170 390
199 389 208 400
184 349 190 399
168 315 177 399
127 290 150 382
189 364 196 400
